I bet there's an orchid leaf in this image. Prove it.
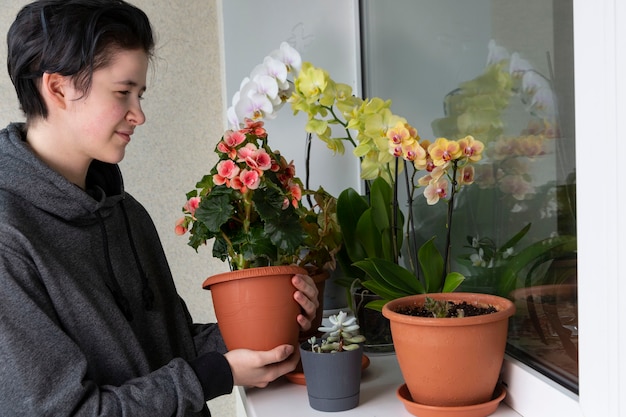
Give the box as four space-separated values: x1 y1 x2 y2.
499 223 531 253
337 187 369 262
442 272 465 293
360 279 405 301
418 237 444 293
499 235 576 295
354 258 424 296
369 177 392 233
364 298 388 312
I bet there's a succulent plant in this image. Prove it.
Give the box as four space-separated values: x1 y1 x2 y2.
308 311 365 353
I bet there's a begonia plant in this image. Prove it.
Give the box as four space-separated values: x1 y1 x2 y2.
176 43 341 272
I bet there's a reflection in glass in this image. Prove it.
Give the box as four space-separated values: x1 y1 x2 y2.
360 0 577 392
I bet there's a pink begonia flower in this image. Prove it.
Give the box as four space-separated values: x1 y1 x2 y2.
175 217 187 235
252 149 272 171
242 118 267 138
287 181 302 208
424 178 448 205
240 169 261 190
230 176 245 193
215 159 240 182
183 196 201 216
238 144 272 172
212 174 227 186
218 130 247 159
237 143 258 161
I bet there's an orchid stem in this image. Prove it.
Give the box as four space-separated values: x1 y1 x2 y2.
442 160 459 289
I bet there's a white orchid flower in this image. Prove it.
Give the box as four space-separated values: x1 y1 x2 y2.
251 56 289 88
521 71 557 118
270 41 302 74
234 81 274 122
509 52 534 78
486 39 509 66
251 74 280 102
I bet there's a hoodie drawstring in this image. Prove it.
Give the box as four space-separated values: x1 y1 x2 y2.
96 210 134 321
96 202 155 322
120 201 155 311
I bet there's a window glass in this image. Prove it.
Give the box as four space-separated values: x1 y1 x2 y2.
360 0 577 392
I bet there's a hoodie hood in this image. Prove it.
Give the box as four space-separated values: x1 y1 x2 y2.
0 122 152 320
0 122 123 223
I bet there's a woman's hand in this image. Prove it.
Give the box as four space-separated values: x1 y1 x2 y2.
291 273 319 332
224 344 299 388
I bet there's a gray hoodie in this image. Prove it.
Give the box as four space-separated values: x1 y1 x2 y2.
0 123 232 416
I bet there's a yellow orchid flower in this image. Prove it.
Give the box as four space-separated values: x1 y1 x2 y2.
457 135 485 162
294 62 328 104
428 137 462 166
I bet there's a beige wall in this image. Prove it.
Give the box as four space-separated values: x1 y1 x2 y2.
0 1 235 415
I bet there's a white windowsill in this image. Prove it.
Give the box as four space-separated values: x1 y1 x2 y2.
235 353 523 417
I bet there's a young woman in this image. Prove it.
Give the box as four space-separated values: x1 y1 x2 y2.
0 1 319 416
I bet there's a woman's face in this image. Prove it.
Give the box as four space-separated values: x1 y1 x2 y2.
63 48 149 166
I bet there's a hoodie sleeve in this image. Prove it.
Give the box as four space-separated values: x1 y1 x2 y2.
177 299 234 401
0 243 211 417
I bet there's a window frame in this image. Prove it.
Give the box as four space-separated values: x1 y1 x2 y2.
500 0 625 415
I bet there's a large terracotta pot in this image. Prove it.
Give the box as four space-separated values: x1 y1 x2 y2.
382 292 515 408
202 265 305 351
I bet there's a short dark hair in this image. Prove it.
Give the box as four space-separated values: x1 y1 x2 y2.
7 0 155 120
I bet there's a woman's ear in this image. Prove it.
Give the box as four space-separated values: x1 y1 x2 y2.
40 72 69 111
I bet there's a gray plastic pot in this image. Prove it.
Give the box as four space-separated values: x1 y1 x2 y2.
299 341 363 412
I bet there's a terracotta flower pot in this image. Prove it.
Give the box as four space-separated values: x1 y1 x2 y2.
202 265 306 351
382 292 515 408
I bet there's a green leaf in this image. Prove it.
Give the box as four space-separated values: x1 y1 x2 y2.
499 223 531 252
442 272 465 293
499 235 577 295
369 177 403 260
355 209 383 259
252 187 285 220
354 258 424 296
360 279 405 301
238 227 275 266
418 237 444 292
195 189 233 232
337 187 369 262
369 177 392 233
264 210 306 253
364 298 387 312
